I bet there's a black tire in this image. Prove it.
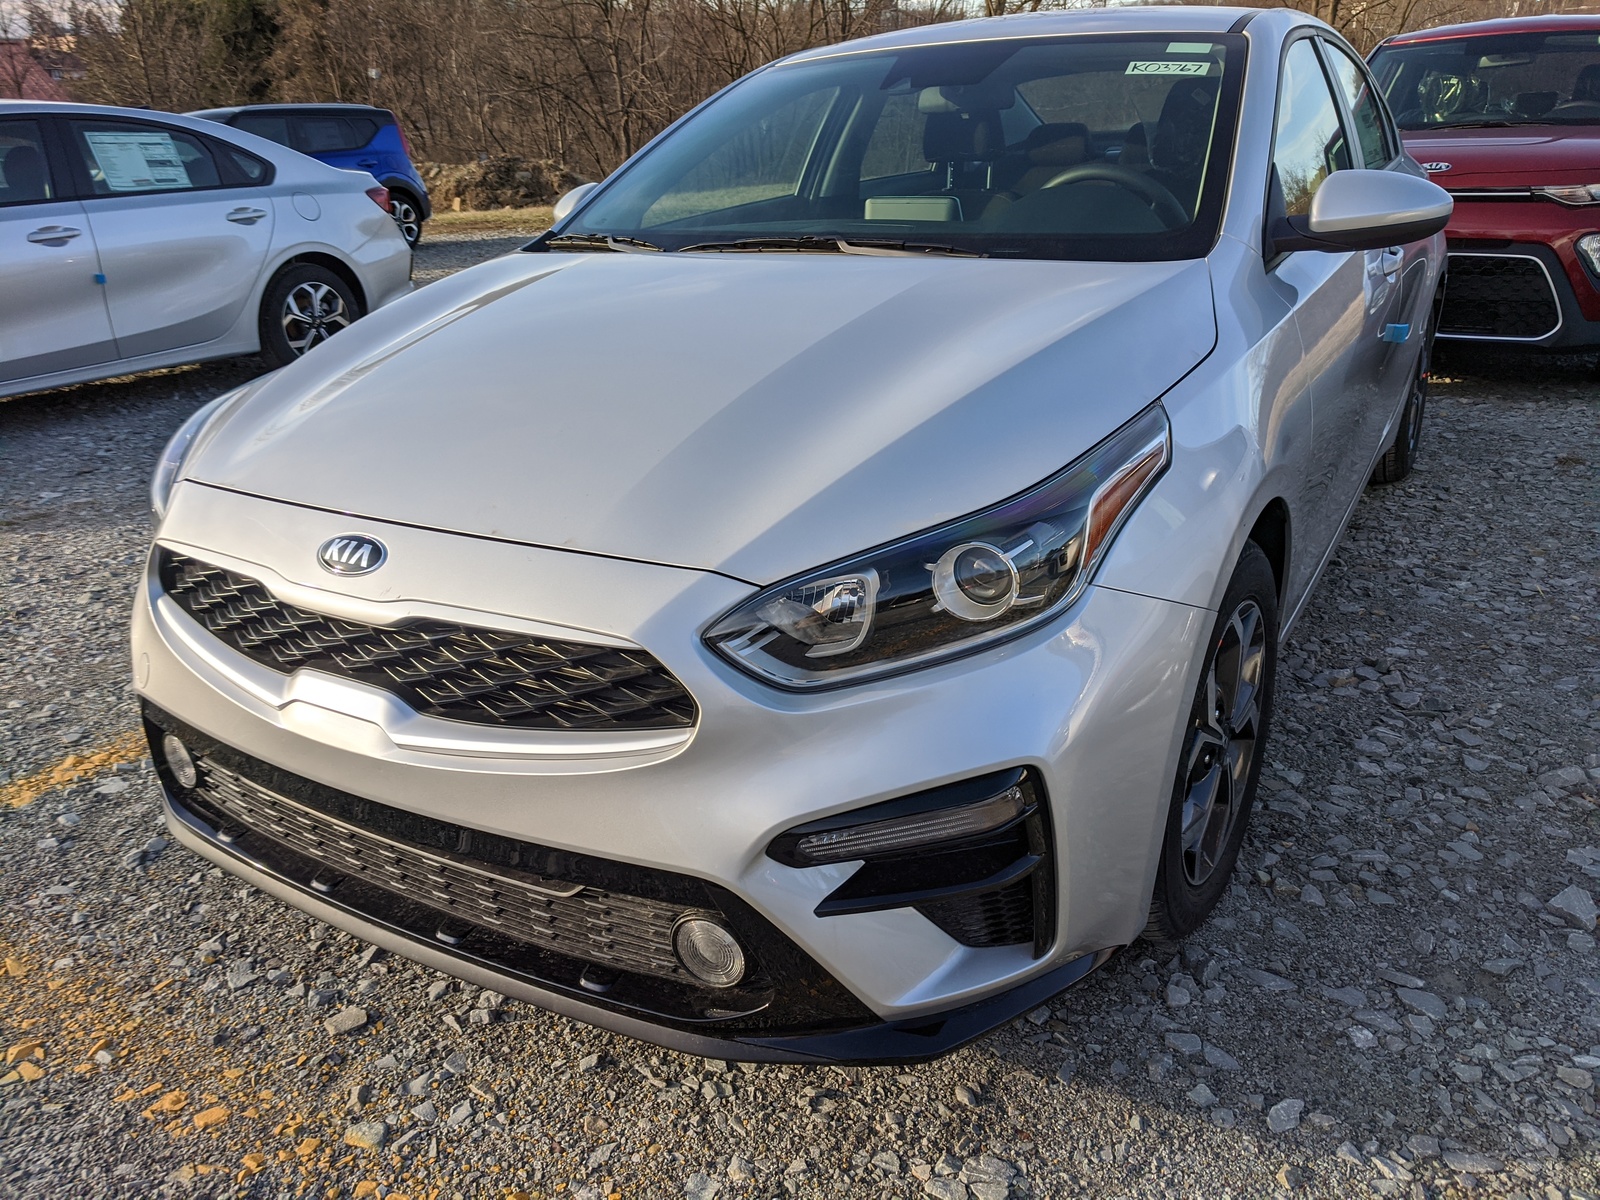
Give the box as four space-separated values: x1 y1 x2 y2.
1146 541 1278 946
259 264 362 369
1370 299 1438 486
389 191 424 247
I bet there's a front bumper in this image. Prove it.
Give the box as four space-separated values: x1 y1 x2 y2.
133 482 1208 1059
1440 198 1600 347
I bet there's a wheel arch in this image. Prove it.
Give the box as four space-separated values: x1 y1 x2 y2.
1245 497 1291 614
268 252 369 317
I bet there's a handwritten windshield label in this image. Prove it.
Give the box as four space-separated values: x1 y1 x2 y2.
1125 61 1213 76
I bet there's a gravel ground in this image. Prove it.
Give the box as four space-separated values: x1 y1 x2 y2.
1 234 1598 1200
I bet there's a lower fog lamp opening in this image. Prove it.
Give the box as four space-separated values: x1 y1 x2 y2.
162 733 198 789
672 914 747 988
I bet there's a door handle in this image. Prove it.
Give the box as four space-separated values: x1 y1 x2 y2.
1379 247 1404 277
226 207 268 225
356 159 378 168
26 225 81 245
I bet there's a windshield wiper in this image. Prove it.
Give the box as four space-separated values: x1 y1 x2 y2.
544 233 664 253
678 236 983 258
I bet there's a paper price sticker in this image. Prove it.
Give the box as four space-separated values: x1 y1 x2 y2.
1125 61 1213 76
84 131 191 192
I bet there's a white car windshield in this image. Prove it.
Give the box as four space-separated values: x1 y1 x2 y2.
1370 30 1600 129
548 33 1245 261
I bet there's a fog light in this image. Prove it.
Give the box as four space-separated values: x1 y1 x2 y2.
1578 233 1600 277
161 734 198 789
672 915 746 987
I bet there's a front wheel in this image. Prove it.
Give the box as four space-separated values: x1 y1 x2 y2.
259 265 361 369
1146 541 1278 946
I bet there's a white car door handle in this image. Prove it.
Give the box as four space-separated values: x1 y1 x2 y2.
226 207 269 225
26 225 82 245
1379 247 1404 277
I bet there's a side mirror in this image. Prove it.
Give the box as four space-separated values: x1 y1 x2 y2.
551 182 600 224
1271 169 1451 254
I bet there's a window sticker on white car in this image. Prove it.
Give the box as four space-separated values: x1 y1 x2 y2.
1125 60 1214 76
83 131 190 191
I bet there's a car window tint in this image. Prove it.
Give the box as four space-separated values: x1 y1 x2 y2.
1323 42 1391 168
296 116 374 153
233 114 293 147
0 119 52 206
861 92 932 180
69 121 221 195
640 87 838 226
1274 39 1353 216
222 146 270 184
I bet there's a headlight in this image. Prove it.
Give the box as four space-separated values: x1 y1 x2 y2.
1536 184 1600 206
149 390 239 522
705 403 1170 689
1578 233 1600 276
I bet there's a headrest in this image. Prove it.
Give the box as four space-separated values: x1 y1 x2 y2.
1021 121 1089 166
1573 62 1600 102
1152 78 1219 172
1 144 45 200
922 110 1001 162
918 83 1014 114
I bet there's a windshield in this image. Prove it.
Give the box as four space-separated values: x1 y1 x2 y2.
1370 30 1600 129
549 34 1244 262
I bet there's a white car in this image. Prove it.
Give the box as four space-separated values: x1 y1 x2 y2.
0 101 412 400
134 8 1449 1063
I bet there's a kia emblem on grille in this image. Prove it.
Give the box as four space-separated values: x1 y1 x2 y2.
1422 162 1452 173
318 534 387 576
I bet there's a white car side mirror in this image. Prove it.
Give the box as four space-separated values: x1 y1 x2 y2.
552 182 600 224
1273 169 1452 254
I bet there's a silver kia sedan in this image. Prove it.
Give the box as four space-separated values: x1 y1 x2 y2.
133 7 1449 1063
0 101 412 400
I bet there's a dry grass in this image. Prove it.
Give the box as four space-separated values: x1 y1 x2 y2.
427 206 554 233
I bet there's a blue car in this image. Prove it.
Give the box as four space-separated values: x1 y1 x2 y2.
190 103 430 246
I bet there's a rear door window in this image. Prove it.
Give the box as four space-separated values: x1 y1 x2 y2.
232 113 294 148
67 120 222 195
295 116 378 153
0 119 53 205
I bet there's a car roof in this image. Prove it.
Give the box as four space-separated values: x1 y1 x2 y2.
1380 13 1600 46
190 103 393 118
779 6 1282 64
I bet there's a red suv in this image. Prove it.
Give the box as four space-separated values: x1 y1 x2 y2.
1370 16 1600 348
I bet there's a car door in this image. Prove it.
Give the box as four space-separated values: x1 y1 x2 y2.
1321 37 1432 456
1268 35 1381 600
0 116 117 384
61 116 275 359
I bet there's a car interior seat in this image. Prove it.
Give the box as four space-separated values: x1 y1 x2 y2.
918 99 1003 221
1148 77 1219 203
1557 62 1600 111
1 144 47 203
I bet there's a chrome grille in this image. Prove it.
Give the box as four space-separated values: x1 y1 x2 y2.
194 755 689 981
158 551 696 731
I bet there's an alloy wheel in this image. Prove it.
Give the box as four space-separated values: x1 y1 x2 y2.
281 281 352 356
390 197 421 245
1178 599 1266 887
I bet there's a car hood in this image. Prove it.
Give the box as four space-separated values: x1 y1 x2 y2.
1401 125 1600 186
188 250 1216 584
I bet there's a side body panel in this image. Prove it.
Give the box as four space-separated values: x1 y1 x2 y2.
0 197 116 381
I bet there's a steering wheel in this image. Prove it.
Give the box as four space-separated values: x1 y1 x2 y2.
1039 163 1189 230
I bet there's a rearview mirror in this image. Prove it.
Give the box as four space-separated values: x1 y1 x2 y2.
1271 170 1452 255
552 181 600 224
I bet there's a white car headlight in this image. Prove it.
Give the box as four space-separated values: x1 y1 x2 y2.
150 389 242 522
705 403 1171 689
